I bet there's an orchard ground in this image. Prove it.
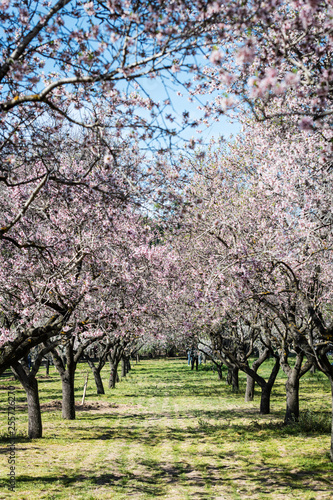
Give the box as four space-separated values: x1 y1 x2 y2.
0 358 332 500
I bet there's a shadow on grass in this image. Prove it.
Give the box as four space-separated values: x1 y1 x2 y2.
2 454 331 498
4 468 170 497
119 382 248 399
54 409 330 446
77 407 265 424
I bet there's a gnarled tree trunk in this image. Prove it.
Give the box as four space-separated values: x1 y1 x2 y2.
51 339 77 420
108 344 123 388
51 335 104 420
259 357 280 415
280 351 312 425
26 378 42 438
235 354 280 415
87 358 105 395
245 348 270 402
284 373 300 423
121 356 127 377
61 372 75 419
11 358 43 438
231 366 239 393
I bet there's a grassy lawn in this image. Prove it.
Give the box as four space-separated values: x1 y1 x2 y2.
0 358 332 500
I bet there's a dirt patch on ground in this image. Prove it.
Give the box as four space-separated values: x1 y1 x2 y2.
76 401 119 413
39 400 119 413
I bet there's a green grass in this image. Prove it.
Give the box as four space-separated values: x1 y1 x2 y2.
0 358 332 500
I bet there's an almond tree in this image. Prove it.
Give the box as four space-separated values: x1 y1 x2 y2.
176 117 333 458
203 1 333 136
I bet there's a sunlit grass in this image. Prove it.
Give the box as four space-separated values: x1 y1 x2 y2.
0 358 332 499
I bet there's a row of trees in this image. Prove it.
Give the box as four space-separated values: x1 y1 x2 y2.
170 116 333 459
0 0 332 460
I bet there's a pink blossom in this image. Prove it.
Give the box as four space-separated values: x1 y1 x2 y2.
284 72 300 87
209 50 223 65
236 44 255 65
298 117 314 131
0 0 9 10
84 2 95 16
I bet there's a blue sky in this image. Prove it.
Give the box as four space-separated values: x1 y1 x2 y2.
131 71 241 150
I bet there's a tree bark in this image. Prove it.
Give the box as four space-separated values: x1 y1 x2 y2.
216 364 223 380
121 356 127 377
86 358 105 395
231 366 239 393
280 351 312 424
259 357 280 414
226 367 232 385
61 372 76 419
245 374 255 401
259 383 271 414
26 378 43 438
51 340 76 420
109 358 120 388
285 377 300 423
226 365 239 391
51 335 103 419
108 344 123 388
11 360 43 438
229 354 280 415
191 356 195 370
92 366 105 394
245 348 270 402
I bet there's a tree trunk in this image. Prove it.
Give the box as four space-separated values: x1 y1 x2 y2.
284 374 300 423
109 360 119 388
259 383 272 414
226 367 232 385
280 352 312 424
51 337 103 420
92 367 105 395
26 378 43 438
108 345 123 388
11 362 43 439
217 364 223 380
245 374 255 401
231 366 239 393
259 357 280 415
46 358 50 376
121 357 127 377
245 349 270 402
87 359 105 395
61 371 76 419
55 342 77 420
